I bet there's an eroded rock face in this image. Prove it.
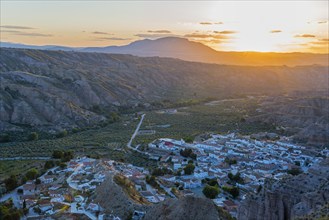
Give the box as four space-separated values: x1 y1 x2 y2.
144 196 220 220
248 92 329 146
238 159 329 220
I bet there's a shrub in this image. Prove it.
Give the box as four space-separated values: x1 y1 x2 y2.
183 163 195 175
56 129 68 138
4 175 18 191
25 168 39 180
222 186 239 198
28 132 39 141
0 133 10 143
287 168 303 176
203 185 220 199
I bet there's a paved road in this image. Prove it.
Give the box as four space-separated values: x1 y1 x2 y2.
0 187 21 208
127 114 145 148
126 114 150 156
67 164 83 190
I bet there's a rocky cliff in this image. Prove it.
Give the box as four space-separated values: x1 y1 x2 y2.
238 159 329 220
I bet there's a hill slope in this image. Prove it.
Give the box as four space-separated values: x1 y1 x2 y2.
0 48 328 131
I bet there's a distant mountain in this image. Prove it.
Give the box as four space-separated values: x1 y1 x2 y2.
0 42 76 51
2 38 328 66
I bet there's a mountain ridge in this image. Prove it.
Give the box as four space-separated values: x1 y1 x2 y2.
2 37 328 66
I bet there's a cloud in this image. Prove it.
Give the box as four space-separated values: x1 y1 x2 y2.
134 33 177 38
309 38 329 45
270 30 282 33
1 29 53 37
16 32 53 37
200 22 213 25
213 30 236 34
198 39 222 44
92 31 112 35
318 21 327 24
0 30 22 33
0 25 35 30
294 34 316 38
199 22 224 25
95 37 131 41
147 30 171 34
184 33 228 39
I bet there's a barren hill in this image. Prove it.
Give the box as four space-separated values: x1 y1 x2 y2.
0 48 328 131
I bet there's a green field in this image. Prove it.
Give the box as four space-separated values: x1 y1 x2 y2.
133 97 276 146
0 115 138 158
0 160 45 183
0 97 276 182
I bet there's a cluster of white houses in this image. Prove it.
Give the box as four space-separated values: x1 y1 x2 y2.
146 133 325 216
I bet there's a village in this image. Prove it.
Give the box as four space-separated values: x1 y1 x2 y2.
1 132 327 219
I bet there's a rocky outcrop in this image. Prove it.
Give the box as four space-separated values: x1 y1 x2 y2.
238 159 329 220
144 196 221 220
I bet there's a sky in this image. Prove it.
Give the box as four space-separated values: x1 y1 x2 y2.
1 1 328 53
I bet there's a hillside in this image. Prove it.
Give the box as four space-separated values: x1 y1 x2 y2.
0 48 328 132
248 92 329 146
2 37 329 66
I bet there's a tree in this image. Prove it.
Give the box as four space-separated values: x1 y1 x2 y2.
151 167 173 176
180 148 197 160
230 187 240 198
59 163 67 169
52 150 64 159
228 172 244 184
25 168 39 180
222 186 240 199
28 132 38 141
4 175 18 191
183 163 195 175
203 185 220 199
62 150 74 162
109 112 120 122
146 175 159 188
287 168 303 176
208 178 219 187
23 200 26 209
257 185 262 193
225 157 237 165
35 178 41 185
183 136 194 143
56 129 68 138
0 133 10 143
44 160 55 169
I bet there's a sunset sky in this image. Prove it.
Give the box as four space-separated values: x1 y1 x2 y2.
1 1 328 53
